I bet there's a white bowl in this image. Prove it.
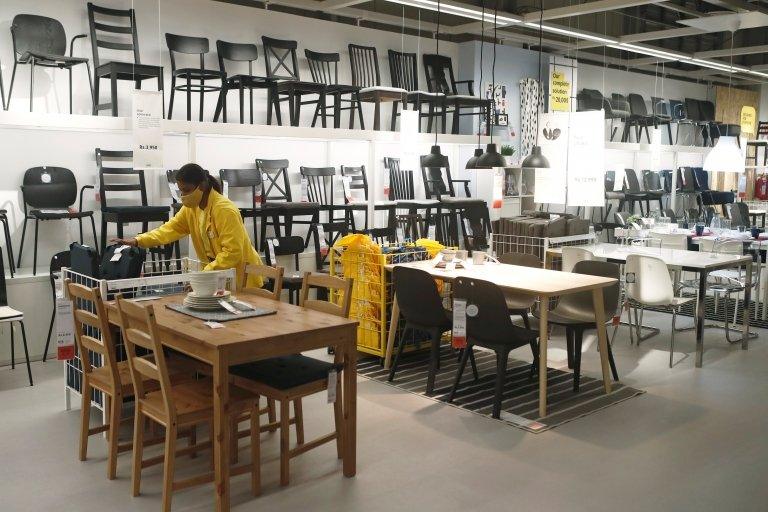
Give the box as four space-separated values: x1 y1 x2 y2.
188 271 220 297
440 249 457 262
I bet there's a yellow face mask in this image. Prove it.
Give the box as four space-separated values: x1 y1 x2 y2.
180 187 204 208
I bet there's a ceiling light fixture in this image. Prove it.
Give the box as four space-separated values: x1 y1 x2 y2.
422 0 446 168
477 0 506 168
385 0 519 25
466 0 487 170
520 0 549 170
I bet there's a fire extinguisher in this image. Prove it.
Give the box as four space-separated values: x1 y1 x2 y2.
756 174 768 200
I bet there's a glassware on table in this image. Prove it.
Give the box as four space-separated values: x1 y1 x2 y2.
720 218 731 233
695 223 705 236
659 216 671 231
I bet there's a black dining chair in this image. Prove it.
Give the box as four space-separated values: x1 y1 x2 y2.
386 157 437 239
388 49 444 133
388 266 476 395
539 260 620 391
95 148 171 253
0 247 32 386
299 166 351 253
348 44 407 131
263 235 306 304
447 276 538 418
262 36 326 127
340 165 398 233
213 40 280 125
17 167 97 275
0 210 16 277
42 250 71 362
305 49 363 129
650 96 674 144
0 56 5 110
219 168 270 251
497 252 540 328
87 2 164 117
8 14 93 113
423 53 491 135
166 33 225 121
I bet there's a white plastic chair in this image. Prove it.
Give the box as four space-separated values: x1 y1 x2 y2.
561 246 594 273
625 254 695 367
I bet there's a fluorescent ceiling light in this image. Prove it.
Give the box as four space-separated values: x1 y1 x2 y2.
748 70 768 78
384 0 520 25
524 22 616 44
618 43 688 61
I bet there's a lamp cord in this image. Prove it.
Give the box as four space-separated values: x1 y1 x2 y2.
536 0 543 146
477 0 485 149
434 0 441 147
491 0 498 145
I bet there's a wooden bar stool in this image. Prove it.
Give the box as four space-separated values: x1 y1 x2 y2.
67 280 195 480
231 272 352 486
115 296 262 511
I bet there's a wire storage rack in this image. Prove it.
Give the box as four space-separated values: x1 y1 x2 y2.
330 240 439 360
62 258 236 412
491 232 597 270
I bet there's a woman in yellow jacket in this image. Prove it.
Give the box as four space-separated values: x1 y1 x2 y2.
114 163 263 289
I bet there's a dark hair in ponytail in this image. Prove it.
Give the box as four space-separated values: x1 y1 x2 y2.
176 163 222 194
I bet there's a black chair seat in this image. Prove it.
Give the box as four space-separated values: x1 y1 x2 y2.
30 209 93 220
610 109 630 118
645 190 665 200
439 197 486 207
173 67 225 80
231 354 342 390
226 74 274 87
95 61 163 81
701 191 735 205
276 81 326 94
102 205 170 215
325 84 360 95
397 199 440 208
19 51 88 67
265 201 320 212
605 191 625 200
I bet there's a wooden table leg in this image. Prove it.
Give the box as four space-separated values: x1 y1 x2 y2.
384 292 399 369
742 259 752 350
213 351 231 512
342 327 357 477
591 287 613 394
538 295 548 418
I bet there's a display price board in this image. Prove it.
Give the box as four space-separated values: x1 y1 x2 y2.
549 70 571 112
132 90 164 169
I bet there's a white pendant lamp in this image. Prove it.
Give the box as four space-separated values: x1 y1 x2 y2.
704 135 745 173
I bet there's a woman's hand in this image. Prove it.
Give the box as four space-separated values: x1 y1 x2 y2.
110 237 139 247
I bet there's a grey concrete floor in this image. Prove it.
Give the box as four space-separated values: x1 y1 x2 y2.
1 311 767 512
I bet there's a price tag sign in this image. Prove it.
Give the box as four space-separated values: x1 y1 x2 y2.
427 224 436 240
56 298 75 360
452 299 467 349
342 176 353 203
254 191 263 208
396 227 405 243
327 369 337 403
317 225 329 257
300 177 309 202
222 180 229 198
131 90 164 169
267 239 277 266
169 182 181 202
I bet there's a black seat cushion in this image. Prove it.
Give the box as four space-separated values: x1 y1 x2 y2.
276 81 326 94
102 205 170 215
173 68 225 80
231 354 342 390
30 209 93 220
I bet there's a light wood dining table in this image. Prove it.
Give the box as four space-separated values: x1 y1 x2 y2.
383 260 617 418
107 291 359 512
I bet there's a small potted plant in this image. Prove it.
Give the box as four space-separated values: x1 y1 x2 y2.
500 145 516 158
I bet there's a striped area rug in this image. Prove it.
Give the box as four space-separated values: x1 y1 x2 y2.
358 346 644 433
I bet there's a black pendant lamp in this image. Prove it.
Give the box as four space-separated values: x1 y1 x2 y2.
476 0 506 169
465 1 487 170
422 0 445 168
521 0 550 169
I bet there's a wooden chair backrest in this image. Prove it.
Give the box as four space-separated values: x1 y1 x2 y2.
242 264 284 300
299 272 352 317
66 279 120 390
114 295 175 417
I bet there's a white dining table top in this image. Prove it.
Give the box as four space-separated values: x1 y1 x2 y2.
385 259 615 296
549 243 751 270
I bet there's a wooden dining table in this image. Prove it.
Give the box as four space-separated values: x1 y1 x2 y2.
106 291 359 512
383 260 617 418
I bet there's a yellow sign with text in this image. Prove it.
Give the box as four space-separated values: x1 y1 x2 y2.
550 71 571 112
741 105 756 135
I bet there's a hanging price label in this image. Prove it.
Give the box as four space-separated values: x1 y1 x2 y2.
56 298 75 360
300 177 309 202
452 298 467 349
267 239 277 266
222 180 229 198
396 227 405 243
427 224 436 240
342 176 353 203
317 224 328 257
169 182 181 201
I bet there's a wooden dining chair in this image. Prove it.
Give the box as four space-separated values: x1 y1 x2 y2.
115 296 262 511
242 264 284 301
231 272 353 486
68 280 199 481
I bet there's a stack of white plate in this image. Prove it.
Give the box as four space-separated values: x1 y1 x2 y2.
183 290 233 311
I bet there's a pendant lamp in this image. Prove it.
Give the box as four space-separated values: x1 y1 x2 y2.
521 0 549 169
703 35 744 174
476 0 506 169
422 0 445 168
465 1 487 170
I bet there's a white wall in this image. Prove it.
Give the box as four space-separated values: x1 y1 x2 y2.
0 0 460 127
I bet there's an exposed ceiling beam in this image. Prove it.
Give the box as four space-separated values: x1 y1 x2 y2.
444 20 485 35
700 0 768 13
694 43 768 58
657 2 706 17
520 0 662 22
619 26 705 42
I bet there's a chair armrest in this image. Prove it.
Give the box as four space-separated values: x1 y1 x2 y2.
454 79 474 96
450 178 472 197
79 185 94 212
70 34 88 57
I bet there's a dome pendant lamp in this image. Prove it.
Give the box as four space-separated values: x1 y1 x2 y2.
422 0 445 168
476 0 506 169
465 0 487 170
521 0 550 169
